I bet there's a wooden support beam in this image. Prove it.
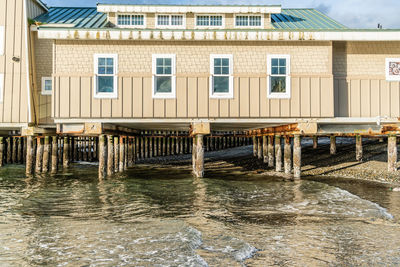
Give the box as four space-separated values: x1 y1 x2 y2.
98 135 107 179
35 137 43 173
284 136 292 175
263 136 268 164
257 137 263 160
293 135 302 179
330 136 337 155
26 136 34 175
253 136 257 157
16 137 22 163
107 136 114 176
51 136 58 174
63 137 70 168
275 135 282 172
6 137 11 164
23 138 27 164
42 136 50 173
356 135 363 162
119 137 125 172
12 137 17 164
388 135 397 172
0 137 3 167
192 134 204 178
268 135 274 168
114 136 119 172
313 136 318 149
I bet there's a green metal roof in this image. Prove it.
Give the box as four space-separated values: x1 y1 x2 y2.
34 7 347 30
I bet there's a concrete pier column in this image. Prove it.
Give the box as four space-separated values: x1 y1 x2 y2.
284 136 292 175
356 135 363 162
0 137 3 167
107 136 114 176
98 135 107 179
293 135 302 179
63 137 70 168
192 134 204 178
257 137 263 160
119 137 125 172
268 136 275 168
388 135 397 172
330 136 337 155
51 136 58 174
26 136 34 175
6 137 11 164
263 136 268 164
253 136 258 157
313 136 318 149
35 137 43 173
42 136 50 173
114 136 119 172
275 135 282 172
12 137 17 163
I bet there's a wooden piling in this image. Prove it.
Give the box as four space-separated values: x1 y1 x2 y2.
98 135 107 179
275 135 282 172
257 137 263 159
26 136 34 175
356 135 363 162
124 137 128 170
253 136 257 157
313 136 318 149
6 137 11 164
35 137 43 173
0 137 4 167
63 137 70 168
192 134 204 178
51 136 58 174
263 136 268 164
12 137 17 163
388 135 397 172
88 138 93 162
78 137 83 161
58 138 63 164
42 136 50 173
268 136 274 168
127 138 133 167
17 138 23 164
293 135 302 179
23 137 27 164
330 136 337 155
107 136 114 176
119 137 125 172
114 136 119 172
284 136 292 175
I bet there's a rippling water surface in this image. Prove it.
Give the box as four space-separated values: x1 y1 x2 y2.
0 163 399 266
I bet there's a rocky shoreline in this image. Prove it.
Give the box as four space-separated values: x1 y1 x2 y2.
137 137 400 188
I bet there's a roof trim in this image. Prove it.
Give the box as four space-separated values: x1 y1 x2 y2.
36 28 400 41
35 0 48 11
97 4 282 14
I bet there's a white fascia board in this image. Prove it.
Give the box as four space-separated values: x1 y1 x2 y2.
37 29 400 41
97 4 282 14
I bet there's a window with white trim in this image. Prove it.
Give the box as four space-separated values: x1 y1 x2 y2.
235 15 262 27
196 15 223 27
117 14 145 28
267 55 291 99
94 54 118 99
0 26 4 56
0 73 3 103
152 54 176 99
156 14 185 28
210 54 234 99
41 77 52 95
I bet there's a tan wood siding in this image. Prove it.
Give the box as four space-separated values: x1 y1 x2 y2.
53 74 334 119
335 77 400 117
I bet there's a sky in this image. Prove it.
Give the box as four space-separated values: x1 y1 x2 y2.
44 0 400 29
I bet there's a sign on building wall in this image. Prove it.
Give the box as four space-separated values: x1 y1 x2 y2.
386 58 400 81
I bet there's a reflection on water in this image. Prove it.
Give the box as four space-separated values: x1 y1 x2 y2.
0 164 400 266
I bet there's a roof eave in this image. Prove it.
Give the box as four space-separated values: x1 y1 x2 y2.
35 0 48 11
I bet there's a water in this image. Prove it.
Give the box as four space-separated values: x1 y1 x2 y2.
0 162 400 266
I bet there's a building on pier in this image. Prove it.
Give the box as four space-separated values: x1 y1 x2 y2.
1 0 400 177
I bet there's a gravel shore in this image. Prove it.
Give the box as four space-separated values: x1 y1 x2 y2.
137 137 400 186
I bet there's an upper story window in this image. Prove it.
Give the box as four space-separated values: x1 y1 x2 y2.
235 15 263 28
196 15 223 27
117 14 146 28
267 55 291 99
210 54 234 99
41 77 52 95
94 54 118 99
152 54 176 99
0 26 4 56
156 14 185 28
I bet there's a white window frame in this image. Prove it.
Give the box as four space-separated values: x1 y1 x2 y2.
41 77 52 95
234 14 264 29
209 54 234 99
267 54 291 99
116 13 146 29
0 73 3 103
0 26 4 56
386 58 400 81
156 14 186 29
152 54 176 99
93 54 118 99
195 14 225 29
